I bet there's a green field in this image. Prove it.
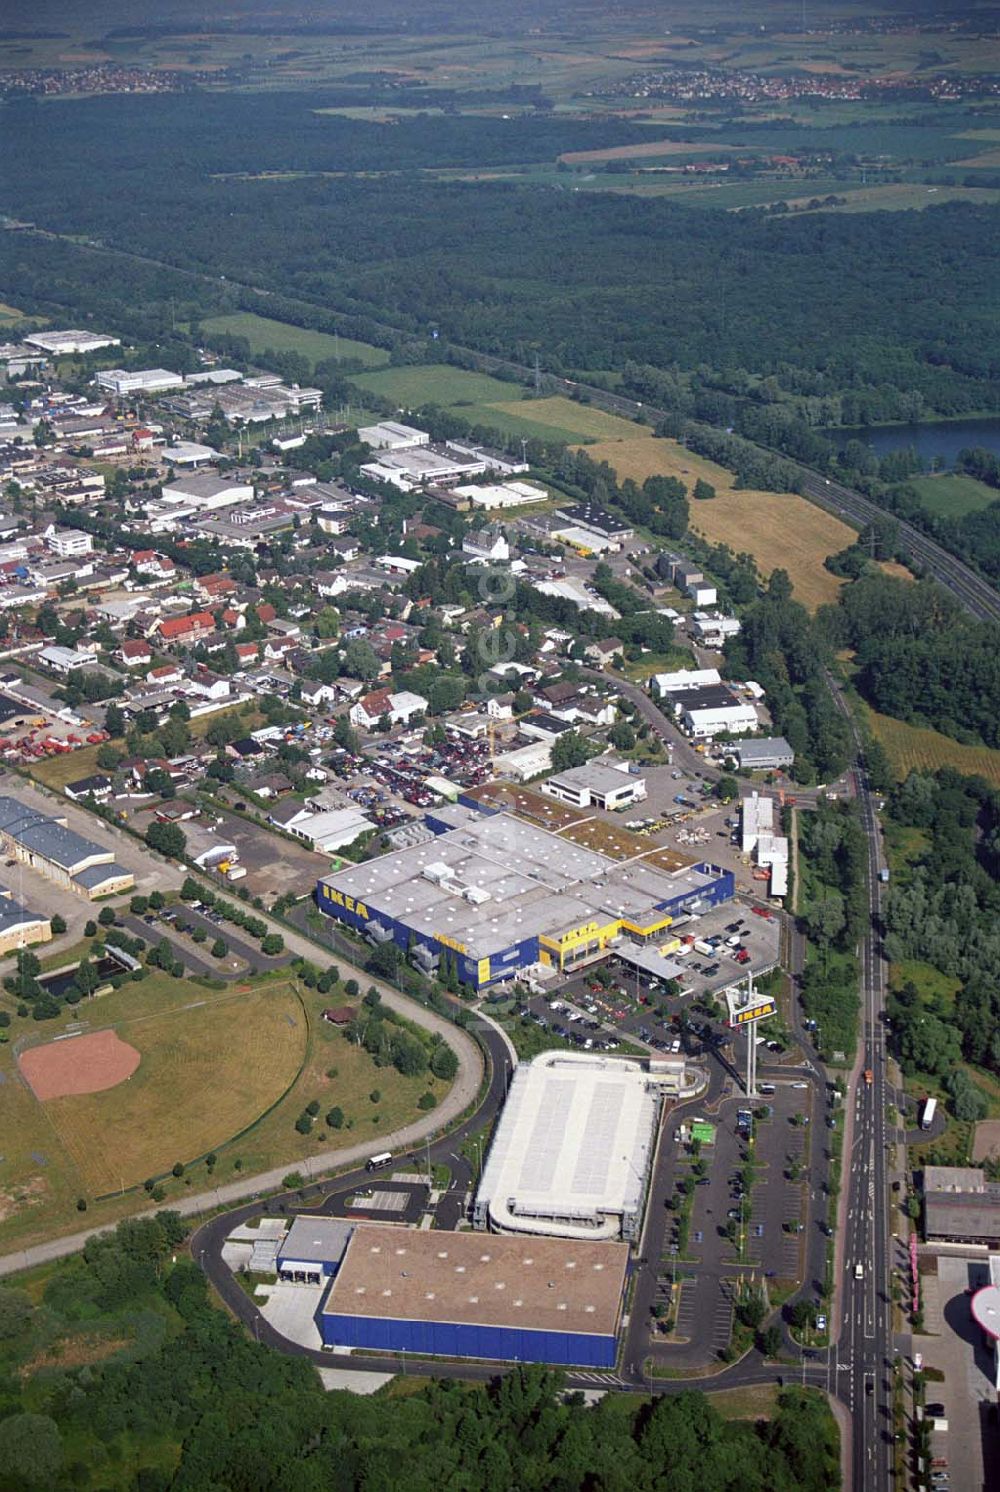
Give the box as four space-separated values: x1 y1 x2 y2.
349 362 524 409
0 969 453 1251
865 704 1000 788
199 312 390 369
904 472 1000 518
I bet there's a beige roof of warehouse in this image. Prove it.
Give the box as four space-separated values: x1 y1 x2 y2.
321 1224 628 1334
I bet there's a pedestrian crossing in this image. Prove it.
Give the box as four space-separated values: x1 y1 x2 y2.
571 1371 628 1388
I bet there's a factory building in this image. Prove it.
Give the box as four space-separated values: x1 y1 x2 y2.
0 796 133 898
316 804 733 991
473 1051 665 1241
541 760 646 812
315 1222 628 1367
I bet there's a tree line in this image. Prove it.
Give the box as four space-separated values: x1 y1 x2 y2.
0 1212 841 1490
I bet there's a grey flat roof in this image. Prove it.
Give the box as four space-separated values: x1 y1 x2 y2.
546 761 637 794
73 861 130 889
736 737 793 761
321 1223 628 1335
278 1216 354 1268
926 1192 1000 1241
322 809 719 958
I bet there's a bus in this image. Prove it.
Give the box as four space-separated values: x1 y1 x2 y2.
366 1152 393 1173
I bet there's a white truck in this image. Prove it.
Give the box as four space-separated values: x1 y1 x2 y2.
921 1096 937 1131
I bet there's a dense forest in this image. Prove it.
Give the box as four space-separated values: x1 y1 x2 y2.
1 91 999 411
0 1214 840 1491
797 797 869 1060
883 770 1000 1104
820 574 1000 748
724 572 852 783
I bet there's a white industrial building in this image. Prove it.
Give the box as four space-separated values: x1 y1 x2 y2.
734 737 795 771
542 761 646 812
534 577 619 618
24 330 120 356
741 791 774 854
161 473 254 510
455 480 547 510
651 667 721 697
678 688 758 739
95 368 185 396
44 526 93 558
741 792 788 897
689 612 741 648
358 421 430 451
473 1051 665 1241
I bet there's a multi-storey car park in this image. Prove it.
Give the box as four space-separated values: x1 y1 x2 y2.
316 798 734 991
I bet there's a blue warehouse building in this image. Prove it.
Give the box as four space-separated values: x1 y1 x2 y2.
316 802 734 992
315 1222 629 1368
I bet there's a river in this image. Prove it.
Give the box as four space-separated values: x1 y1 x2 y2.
826 415 1000 468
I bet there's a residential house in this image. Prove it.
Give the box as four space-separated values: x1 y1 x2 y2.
585 637 624 666
118 639 153 669
462 526 509 563
349 687 429 730
155 611 216 645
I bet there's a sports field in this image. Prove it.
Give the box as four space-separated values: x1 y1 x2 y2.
199 312 389 369
581 435 855 610
903 473 1000 519
0 966 453 1249
35 984 306 1194
865 705 1000 788
349 362 522 408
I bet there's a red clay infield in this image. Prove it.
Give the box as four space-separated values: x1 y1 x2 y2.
19 1029 141 1100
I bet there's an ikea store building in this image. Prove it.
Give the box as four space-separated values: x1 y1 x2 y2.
300 1220 629 1367
316 801 733 992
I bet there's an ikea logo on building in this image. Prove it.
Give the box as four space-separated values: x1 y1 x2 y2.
323 886 369 920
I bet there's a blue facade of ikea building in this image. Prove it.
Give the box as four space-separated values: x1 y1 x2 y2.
319 1311 618 1367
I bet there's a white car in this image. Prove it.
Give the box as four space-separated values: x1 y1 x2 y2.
816 1314 827 1332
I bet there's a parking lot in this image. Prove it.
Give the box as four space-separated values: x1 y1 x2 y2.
180 801 328 900
654 1078 814 1359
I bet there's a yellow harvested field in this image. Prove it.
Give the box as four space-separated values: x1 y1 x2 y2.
491 396 643 441
560 139 735 163
865 706 1000 788
879 561 914 583
580 436 855 610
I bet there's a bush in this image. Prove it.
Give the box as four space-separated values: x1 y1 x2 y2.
283 1171 305 1189
76 1197 87 1212
130 895 149 916
151 1185 166 1202
50 913 66 935
0 1012 10 1028
345 978 359 998
305 1099 320 1117
417 1092 437 1111
430 1042 458 1080
84 920 97 938
149 890 165 911
211 939 227 959
261 932 284 956
98 906 116 927
326 1106 344 1129
172 1162 185 1178
294 1114 313 1135
369 1089 381 1104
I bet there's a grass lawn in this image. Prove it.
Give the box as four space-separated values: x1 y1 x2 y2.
349 363 521 409
0 971 453 1251
35 981 307 1194
200 311 389 369
28 742 104 790
890 959 960 1011
489 395 643 441
581 435 855 611
864 705 1000 788
903 473 1000 519
0 301 27 322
